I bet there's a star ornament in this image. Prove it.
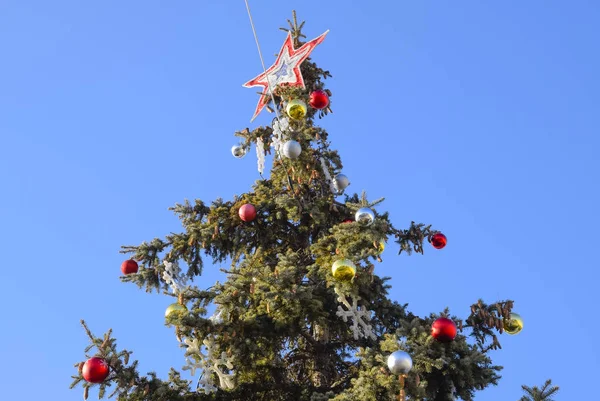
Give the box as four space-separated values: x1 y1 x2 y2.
243 30 329 122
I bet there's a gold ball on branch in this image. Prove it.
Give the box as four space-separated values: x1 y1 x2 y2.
503 312 523 335
332 259 356 281
286 99 307 120
165 303 187 318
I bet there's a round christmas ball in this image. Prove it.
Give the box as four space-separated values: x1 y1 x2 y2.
355 207 375 226
431 233 447 249
377 241 385 254
82 357 109 383
165 303 187 318
333 174 350 193
231 144 246 159
282 140 302 159
286 99 307 120
387 351 412 375
239 203 257 222
309 90 329 110
503 313 524 335
431 317 457 342
331 259 356 281
120 259 138 275
342 219 354 224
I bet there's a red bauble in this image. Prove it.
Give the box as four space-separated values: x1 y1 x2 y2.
431 317 457 342
239 203 257 222
342 219 353 224
431 233 447 249
120 259 138 275
82 357 109 383
309 90 329 109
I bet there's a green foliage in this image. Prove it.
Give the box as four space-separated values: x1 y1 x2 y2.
71 11 522 401
519 379 559 401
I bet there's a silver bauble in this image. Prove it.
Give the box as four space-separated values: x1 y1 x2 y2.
387 351 413 375
282 140 302 159
355 207 375 226
231 144 246 158
333 174 350 192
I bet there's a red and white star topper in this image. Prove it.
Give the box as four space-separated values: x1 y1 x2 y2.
243 30 329 122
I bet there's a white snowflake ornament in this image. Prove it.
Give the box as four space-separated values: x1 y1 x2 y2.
335 288 376 341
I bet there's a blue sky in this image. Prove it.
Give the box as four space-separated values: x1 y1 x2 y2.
1 1 598 399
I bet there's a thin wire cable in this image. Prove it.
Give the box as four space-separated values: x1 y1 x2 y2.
243 0 296 193
243 0 283 123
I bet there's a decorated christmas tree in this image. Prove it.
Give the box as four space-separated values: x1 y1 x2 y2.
71 12 525 401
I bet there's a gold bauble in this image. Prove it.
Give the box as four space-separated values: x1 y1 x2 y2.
503 312 523 335
165 303 187 318
332 259 356 281
286 99 307 120
377 241 385 254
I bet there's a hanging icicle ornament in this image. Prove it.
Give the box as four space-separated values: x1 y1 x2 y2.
162 260 188 294
320 157 337 194
256 137 265 174
182 336 235 393
335 288 376 340
272 117 289 156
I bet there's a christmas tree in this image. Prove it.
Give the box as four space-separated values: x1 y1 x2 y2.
71 12 525 401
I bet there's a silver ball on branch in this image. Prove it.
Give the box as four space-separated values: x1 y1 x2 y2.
387 351 413 375
282 140 302 159
333 174 350 193
355 207 375 226
231 144 246 159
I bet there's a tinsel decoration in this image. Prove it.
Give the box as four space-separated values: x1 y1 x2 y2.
256 137 265 174
335 288 376 340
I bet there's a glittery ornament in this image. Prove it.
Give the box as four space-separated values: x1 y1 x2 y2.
332 259 356 281
355 207 375 226
431 317 457 342
231 144 246 158
309 89 330 109
286 99 307 120
238 203 257 222
503 313 523 335
431 233 447 249
387 351 412 375
82 357 109 383
282 140 302 159
121 259 138 275
165 303 187 318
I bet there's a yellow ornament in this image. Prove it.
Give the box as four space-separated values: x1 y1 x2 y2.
377 241 385 254
503 312 523 335
332 259 356 281
286 99 307 120
165 303 187 318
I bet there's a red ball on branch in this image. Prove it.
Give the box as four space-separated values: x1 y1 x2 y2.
342 219 353 224
431 317 457 342
239 203 257 222
82 357 109 383
309 90 329 110
120 259 138 275
431 233 447 249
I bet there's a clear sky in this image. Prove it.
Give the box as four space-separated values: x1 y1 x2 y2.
1 1 598 399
